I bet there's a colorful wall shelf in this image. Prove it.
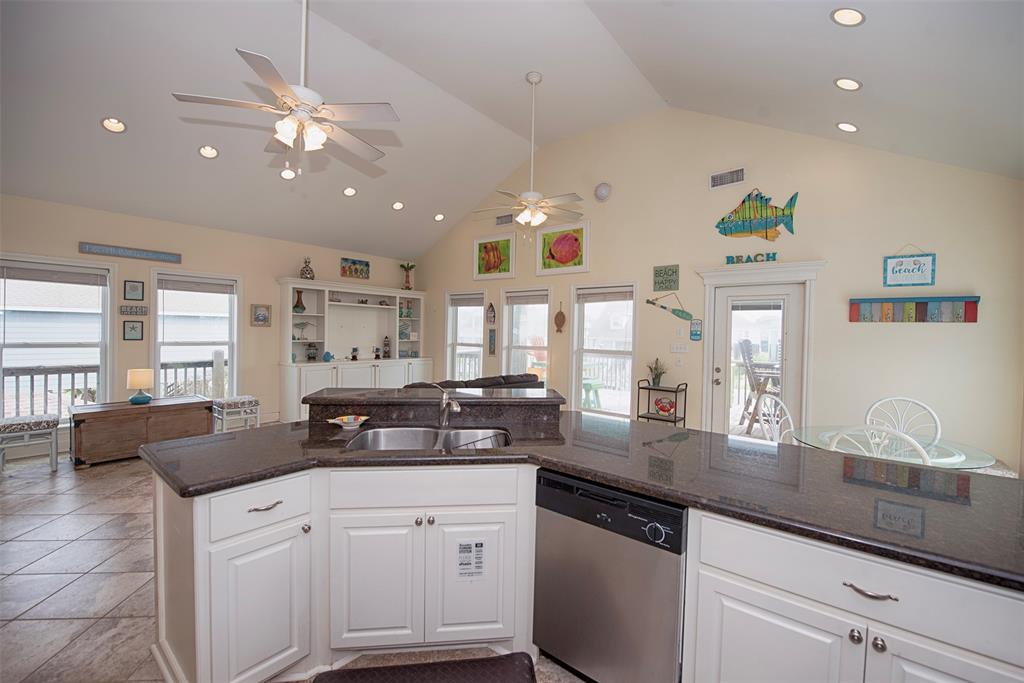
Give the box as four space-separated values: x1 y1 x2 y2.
848 296 979 323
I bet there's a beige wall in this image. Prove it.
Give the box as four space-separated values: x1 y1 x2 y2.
418 107 1024 473
0 194 410 421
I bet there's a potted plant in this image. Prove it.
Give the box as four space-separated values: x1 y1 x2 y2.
400 262 416 290
647 358 668 387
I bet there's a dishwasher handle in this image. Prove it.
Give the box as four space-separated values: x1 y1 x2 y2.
576 488 628 509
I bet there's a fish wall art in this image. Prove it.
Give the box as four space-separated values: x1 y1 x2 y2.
473 234 515 280
537 223 589 275
716 188 798 242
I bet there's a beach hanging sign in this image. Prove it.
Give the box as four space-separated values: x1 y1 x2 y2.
883 253 935 287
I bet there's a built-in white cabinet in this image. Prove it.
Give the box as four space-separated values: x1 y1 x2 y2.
209 520 311 683
376 361 408 389
285 358 434 420
863 626 1024 683
300 364 336 400
336 363 374 388
407 359 432 384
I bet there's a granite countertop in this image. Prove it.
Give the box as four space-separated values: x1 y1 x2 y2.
302 387 566 405
139 412 1024 592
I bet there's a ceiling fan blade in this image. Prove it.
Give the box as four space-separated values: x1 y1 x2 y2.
495 190 521 200
235 49 297 102
541 192 583 206
472 206 519 213
545 207 584 221
321 123 385 162
317 103 398 122
172 92 286 114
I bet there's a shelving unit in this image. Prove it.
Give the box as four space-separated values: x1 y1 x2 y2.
636 380 688 426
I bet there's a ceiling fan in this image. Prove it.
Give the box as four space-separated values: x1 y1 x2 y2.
171 0 397 171
475 71 582 232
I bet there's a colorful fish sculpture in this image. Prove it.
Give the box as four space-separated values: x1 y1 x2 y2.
716 188 798 241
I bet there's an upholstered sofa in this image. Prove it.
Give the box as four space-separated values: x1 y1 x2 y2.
404 373 544 390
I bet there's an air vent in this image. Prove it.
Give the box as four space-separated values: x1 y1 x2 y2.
496 214 513 225
710 168 745 190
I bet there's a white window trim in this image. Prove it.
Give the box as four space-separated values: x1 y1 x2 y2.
570 282 638 418
696 260 826 430
444 289 484 381
1 252 117 409
151 268 241 398
500 286 551 377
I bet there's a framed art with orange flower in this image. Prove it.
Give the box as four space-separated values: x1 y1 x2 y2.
473 233 515 280
536 221 588 276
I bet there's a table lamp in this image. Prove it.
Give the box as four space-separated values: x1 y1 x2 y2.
127 369 153 404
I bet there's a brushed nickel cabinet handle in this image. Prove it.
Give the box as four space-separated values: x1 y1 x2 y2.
848 629 864 644
415 517 423 526
248 499 284 513
872 636 887 653
427 516 435 525
301 523 311 534
843 581 899 602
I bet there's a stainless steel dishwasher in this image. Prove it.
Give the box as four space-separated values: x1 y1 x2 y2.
534 470 686 683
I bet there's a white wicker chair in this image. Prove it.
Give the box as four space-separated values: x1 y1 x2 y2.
755 394 795 444
0 414 60 472
865 397 941 449
828 424 932 465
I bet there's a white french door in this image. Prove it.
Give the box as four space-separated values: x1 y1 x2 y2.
709 283 805 437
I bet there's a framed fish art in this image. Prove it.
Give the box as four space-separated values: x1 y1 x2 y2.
474 233 515 280
716 188 798 242
537 221 589 276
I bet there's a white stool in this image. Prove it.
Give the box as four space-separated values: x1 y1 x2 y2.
0 414 60 473
212 396 261 433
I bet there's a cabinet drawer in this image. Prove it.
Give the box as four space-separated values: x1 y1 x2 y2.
330 468 517 509
698 514 1024 667
209 474 311 542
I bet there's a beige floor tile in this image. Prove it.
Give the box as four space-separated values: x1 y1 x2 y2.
22 617 156 683
64 477 145 496
79 513 153 540
127 652 164 681
0 540 67 573
15 514 116 541
0 618 95 683
0 495 49 515
21 571 152 618
0 572 80 618
91 539 154 573
18 539 131 574
0 514 61 540
0 478 42 494
74 495 152 515
108 578 155 617
12 477 84 495
12 493 102 515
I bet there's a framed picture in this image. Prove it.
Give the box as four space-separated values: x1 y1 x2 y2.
340 257 370 279
537 222 589 276
123 320 144 341
883 253 935 287
473 233 515 280
250 304 272 327
123 280 145 301
488 328 497 356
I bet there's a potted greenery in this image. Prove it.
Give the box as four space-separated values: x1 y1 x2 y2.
647 358 668 387
400 262 416 290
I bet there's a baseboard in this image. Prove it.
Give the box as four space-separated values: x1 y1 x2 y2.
152 640 188 683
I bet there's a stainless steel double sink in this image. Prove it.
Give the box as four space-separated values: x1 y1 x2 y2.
345 426 512 451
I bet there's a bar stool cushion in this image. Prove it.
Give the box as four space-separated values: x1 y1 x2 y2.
0 414 60 434
212 396 260 410
312 653 536 683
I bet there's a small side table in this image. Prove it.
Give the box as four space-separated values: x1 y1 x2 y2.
637 380 687 427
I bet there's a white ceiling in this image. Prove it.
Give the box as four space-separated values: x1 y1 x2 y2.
2 1 1020 259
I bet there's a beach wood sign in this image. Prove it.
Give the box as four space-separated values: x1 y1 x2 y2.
883 253 935 287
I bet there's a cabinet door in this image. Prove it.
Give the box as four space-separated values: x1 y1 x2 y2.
376 362 408 389
424 508 516 643
407 360 432 384
330 511 425 648
864 625 1024 683
694 569 866 683
337 364 375 388
209 521 311 683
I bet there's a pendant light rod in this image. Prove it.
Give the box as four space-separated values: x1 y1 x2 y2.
526 71 542 194
299 0 309 87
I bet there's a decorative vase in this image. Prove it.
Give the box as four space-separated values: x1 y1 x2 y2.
293 289 306 314
299 257 315 280
403 270 412 290
651 372 666 387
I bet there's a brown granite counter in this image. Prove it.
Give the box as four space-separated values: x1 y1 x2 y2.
139 411 1024 592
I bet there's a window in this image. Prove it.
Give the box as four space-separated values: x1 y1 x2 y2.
1 258 110 418
155 274 237 398
446 292 484 381
503 290 549 384
573 285 635 416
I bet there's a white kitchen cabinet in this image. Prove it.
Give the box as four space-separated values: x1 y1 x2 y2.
863 625 1024 683
337 363 375 388
694 568 867 683
299 365 337 419
425 508 516 643
407 359 433 384
329 510 425 648
209 519 311 683
376 361 409 388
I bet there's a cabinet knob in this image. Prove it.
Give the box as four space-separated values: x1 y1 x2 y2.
427 516 435 525
848 629 863 644
301 523 311 534
872 636 887 653
415 517 423 526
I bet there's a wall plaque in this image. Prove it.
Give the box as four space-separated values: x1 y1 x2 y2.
653 264 679 291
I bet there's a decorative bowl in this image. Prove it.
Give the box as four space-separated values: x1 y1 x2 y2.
654 397 676 417
327 415 370 430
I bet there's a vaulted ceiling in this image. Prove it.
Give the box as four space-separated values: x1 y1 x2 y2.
2 1 1020 259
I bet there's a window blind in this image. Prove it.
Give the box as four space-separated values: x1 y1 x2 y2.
0 260 109 287
506 290 548 306
157 275 236 295
576 285 633 304
449 292 484 308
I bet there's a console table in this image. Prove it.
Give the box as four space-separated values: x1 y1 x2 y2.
70 396 213 467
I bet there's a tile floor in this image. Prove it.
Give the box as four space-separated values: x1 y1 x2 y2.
1 455 583 683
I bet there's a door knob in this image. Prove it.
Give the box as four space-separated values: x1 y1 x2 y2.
713 379 722 386
415 517 423 526
848 629 863 644
872 636 887 653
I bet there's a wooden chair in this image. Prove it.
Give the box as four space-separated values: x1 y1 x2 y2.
828 424 932 465
737 339 780 434
755 395 795 444
865 397 941 449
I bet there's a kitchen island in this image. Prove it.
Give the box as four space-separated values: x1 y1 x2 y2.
141 409 1024 683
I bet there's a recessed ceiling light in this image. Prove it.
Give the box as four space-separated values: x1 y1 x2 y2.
834 77 862 92
280 168 297 180
392 201 404 211
101 117 126 133
434 214 445 222
831 7 865 26
198 145 219 159
343 187 357 197
837 122 859 133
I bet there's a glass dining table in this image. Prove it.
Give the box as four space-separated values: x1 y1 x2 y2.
791 426 997 469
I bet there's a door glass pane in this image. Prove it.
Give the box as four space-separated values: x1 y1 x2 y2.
580 353 631 416
729 300 784 438
582 301 633 351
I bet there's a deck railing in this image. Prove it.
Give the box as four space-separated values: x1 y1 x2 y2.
159 360 227 398
455 352 482 381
